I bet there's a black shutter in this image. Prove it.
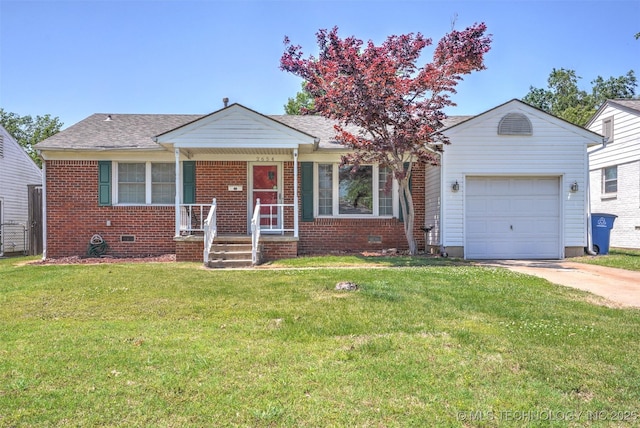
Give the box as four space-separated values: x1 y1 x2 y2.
98 161 111 206
301 162 314 222
183 161 196 204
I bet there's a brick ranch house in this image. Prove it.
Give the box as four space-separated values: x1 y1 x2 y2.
35 100 602 265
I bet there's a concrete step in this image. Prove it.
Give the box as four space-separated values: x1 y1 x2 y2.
209 250 255 261
206 240 262 268
210 243 253 252
207 258 254 269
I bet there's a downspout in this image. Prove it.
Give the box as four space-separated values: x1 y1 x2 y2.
438 149 447 257
584 140 602 256
40 155 47 260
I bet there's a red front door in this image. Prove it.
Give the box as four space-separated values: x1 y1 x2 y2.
251 164 280 231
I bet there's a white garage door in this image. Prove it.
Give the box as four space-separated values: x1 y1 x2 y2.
465 177 561 259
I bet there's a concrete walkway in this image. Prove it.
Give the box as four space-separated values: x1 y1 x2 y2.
474 260 640 309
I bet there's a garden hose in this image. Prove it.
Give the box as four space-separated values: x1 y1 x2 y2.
87 234 109 257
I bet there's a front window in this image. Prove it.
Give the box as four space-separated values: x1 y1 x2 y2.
116 162 175 204
317 163 395 217
151 163 176 203
339 165 373 215
318 164 333 215
603 166 617 194
378 166 393 216
118 163 146 203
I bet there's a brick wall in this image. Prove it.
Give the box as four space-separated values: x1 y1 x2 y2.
298 163 426 254
196 161 248 234
46 160 427 259
175 238 203 262
261 240 298 261
590 161 640 249
46 160 175 258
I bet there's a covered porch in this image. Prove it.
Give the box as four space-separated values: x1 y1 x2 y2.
154 104 318 265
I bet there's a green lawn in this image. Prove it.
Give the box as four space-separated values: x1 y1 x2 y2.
572 248 640 272
1 256 639 427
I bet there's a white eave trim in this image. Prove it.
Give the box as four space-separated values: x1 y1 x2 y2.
168 141 308 149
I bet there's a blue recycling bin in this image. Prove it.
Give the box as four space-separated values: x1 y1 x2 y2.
591 213 617 255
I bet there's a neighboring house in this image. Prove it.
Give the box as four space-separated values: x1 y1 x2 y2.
587 99 640 249
35 99 600 264
0 125 43 256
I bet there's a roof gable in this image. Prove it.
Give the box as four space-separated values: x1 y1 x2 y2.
443 99 602 145
155 103 318 149
0 125 42 178
586 99 640 127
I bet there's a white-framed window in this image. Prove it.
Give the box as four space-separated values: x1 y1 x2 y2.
151 163 176 204
115 162 175 205
316 163 396 217
602 165 617 194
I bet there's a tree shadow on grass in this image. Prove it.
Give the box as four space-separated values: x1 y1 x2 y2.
610 248 640 258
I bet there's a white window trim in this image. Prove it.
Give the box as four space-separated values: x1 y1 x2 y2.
602 165 617 195
112 161 177 206
314 163 399 218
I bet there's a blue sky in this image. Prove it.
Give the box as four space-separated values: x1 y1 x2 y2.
1 0 638 129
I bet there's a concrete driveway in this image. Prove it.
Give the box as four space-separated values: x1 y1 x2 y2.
474 260 640 309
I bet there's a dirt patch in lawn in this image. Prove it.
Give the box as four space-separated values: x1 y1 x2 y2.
30 254 176 265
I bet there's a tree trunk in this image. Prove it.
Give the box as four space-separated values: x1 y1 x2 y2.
399 179 417 255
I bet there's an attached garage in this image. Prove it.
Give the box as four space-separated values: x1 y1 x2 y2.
425 99 603 260
465 177 561 259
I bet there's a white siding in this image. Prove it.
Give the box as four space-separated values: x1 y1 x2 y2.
589 105 640 168
158 106 316 148
424 164 441 246
442 101 596 257
588 103 640 248
0 126 42 251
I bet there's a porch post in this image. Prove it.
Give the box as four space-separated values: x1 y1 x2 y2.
293 148 299 238
41 160 47 260
174 148 181 237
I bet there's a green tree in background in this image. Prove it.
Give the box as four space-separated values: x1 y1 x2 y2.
523 68 637 126
0 109 63 167
284 82 315 115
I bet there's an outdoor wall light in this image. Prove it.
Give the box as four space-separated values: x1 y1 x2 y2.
570 181 579 192
452 181 460 192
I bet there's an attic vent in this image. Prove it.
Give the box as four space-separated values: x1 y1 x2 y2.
0 135 3 158
498 113 532 136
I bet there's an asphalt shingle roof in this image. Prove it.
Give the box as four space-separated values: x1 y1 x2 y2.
35 111 474 151
35 113 203 150
610 99 640 113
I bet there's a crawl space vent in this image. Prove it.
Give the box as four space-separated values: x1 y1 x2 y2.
498 113 532 135
120 235 136 242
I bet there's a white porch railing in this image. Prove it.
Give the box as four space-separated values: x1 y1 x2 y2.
179 204 212 233
258 203 296 234
203 198 217 264
250 198 261 265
